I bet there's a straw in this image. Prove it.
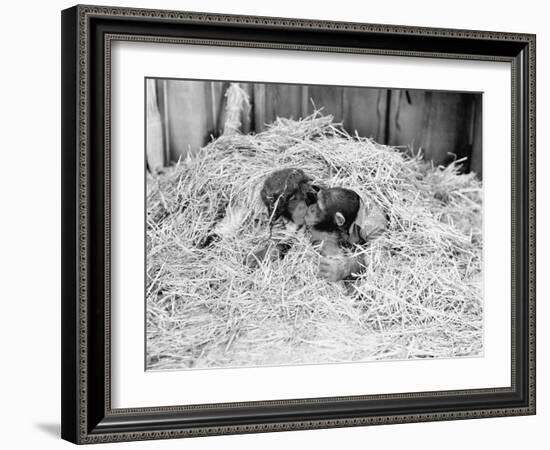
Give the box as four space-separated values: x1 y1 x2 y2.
146 111 483 370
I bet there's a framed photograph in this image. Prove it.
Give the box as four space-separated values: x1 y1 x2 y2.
61 4 536 444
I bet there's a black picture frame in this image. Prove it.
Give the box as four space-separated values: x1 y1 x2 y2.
61 4 536 444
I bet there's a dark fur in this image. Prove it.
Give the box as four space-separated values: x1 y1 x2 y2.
309 187 361 233
260 168 319 223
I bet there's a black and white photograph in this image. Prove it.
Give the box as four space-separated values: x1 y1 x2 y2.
145 78 483 371
1 0 543 446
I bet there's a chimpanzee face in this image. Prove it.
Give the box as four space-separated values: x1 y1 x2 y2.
264 188 309 225
287 193 308 225
305 188 360 232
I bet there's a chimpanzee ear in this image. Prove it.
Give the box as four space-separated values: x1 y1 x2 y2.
334 212 346 227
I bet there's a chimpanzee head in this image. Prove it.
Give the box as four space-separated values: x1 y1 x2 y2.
260 168 319 225
305 187 361 232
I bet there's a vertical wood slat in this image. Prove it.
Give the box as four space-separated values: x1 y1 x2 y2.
216 81 231 137
210 81 227 136
253 83 267 132
145 79 165 172
340 87 386 141
160 79 171 163
301 86 310 118
388 89 427 152
204 81 214 139
265 84 303 124
376 90 389 143
420 91 434 156
209 81 218 136
470 96 483 177
308 85 344 121
165 80 211 160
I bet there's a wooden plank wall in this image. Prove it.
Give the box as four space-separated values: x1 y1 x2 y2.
146 80 482 177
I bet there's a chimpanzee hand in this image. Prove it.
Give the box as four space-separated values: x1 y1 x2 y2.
318 256 353 282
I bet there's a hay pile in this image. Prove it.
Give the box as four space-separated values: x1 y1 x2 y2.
146 112 483 371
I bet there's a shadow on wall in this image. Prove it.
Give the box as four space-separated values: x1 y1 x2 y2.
146 79 482 177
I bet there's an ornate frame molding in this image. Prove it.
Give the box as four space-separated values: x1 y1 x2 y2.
61 4 536 444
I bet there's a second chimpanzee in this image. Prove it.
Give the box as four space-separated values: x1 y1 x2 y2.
244 167 319 267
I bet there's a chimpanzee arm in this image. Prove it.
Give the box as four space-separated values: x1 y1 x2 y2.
318 252 367 281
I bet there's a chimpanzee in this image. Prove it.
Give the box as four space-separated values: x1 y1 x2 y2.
244 168 319 267
304 187 388 281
